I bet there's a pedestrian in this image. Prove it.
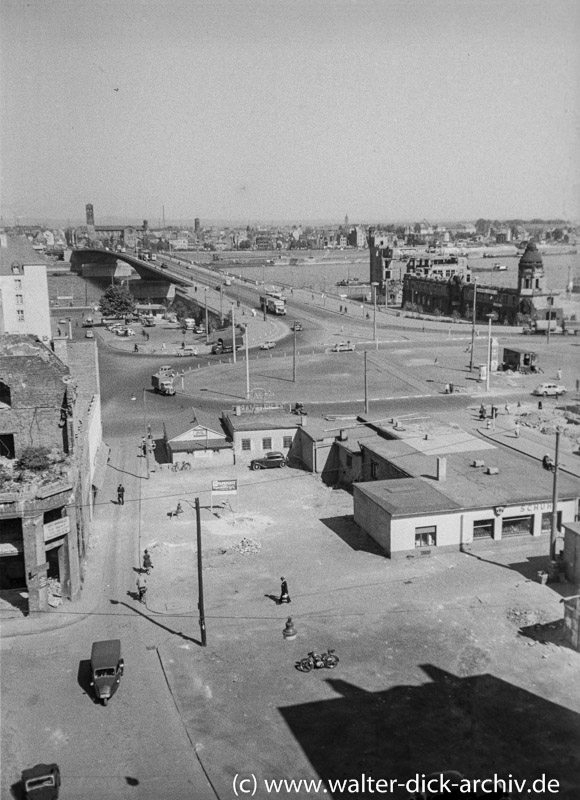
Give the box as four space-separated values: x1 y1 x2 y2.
479 403 486 420
137 574 147 603
557 368 562 381
57 327 61 337
146 332 150 341
161 342 166 352
434 357 438 364
514 422 520 439
143 549 153 574
117 483 125 505
504 403 511 415
279 577 291 604
134 343 139 353
181 340 185 349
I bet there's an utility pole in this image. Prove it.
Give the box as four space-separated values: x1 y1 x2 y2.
364 350 368 414
245 324 250 398
232 305 237 364
547 294 552 345
469 282 477 372
195 498 207 646
293 324 297 383
143 388 150 480
204 288 209 344
550 429 560 560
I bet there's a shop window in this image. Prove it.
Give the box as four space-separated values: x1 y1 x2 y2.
241 439 251 451
415 526 436 547
473 519 494 539
502 515 533 537
262 437 272 450
283 436 293 449
541 511 562 533
0 381 11 408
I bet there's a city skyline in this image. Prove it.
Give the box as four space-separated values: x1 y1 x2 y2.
1 0 579 224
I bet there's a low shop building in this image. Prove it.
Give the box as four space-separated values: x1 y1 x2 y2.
352 422 579 558
220 407 300 466
163 408 232 468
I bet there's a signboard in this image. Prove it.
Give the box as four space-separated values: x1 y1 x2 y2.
44 517 70 542
211 480 237 495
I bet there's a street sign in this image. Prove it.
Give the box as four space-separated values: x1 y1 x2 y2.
211 479 237 494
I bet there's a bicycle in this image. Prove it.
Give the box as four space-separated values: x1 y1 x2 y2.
171 461 191 472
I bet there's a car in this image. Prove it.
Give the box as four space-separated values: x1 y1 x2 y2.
331 341 355 352
176 346 198 357
250 451 287 470
291 322 302 331
84 330 94 339
532 383 566 397
260 341 275 350
58 318 68 324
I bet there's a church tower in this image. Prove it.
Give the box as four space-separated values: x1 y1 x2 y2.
517 240 545 296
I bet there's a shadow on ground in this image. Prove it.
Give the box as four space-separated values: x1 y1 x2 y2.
279 664 580 799
320 515 385 556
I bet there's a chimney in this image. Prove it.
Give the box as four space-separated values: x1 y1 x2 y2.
437 457 447 482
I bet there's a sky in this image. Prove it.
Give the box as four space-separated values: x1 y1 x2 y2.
1 0 579 226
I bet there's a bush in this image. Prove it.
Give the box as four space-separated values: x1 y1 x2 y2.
16 446 51 473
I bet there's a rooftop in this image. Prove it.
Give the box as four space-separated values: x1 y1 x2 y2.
0 234 50 275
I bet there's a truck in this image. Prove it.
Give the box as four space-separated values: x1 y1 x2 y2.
523 319 561 335
210 328 245 355
151 366 176 396
259 293 287 315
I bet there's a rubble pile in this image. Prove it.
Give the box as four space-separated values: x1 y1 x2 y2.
231 537 262 555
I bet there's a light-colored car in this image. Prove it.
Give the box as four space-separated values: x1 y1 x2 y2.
176 346 198 357
331 341 355 352
85 330 95 339
260 341 275 350
532 383 566 397
115 327 135 336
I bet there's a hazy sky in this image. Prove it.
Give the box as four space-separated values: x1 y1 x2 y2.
1 0 579 225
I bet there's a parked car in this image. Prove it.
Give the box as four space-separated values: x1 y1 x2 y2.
260 341 275 350
532 383 566 397
176 346 198 357
115 327 135 337
291 322 302 331
250 451 287 470
84 330 94 339
331 341 355 352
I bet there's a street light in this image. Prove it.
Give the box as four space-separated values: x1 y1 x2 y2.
486 313 494 392
204 287 209 343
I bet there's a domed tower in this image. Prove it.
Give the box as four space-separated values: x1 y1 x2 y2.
517 240 545 295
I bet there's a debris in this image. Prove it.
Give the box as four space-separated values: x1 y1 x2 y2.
231 537 262 555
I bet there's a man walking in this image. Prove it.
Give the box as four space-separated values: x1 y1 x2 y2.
117 484 125 505
279 577 291 604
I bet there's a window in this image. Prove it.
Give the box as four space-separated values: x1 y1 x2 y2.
283 436 292 449
502 515 533 538
415 526 436 547
473 519 494 539
17 310 24 322
541 511 562 533
346 455 352 467
0 382 11 408
241 439 251 451
370 462 378 479
15 294 23 305
262 437 272 450
14 279 22 289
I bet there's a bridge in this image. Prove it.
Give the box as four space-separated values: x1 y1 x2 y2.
69 248 191 287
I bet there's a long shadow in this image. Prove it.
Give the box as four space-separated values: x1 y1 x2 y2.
518 617 576 652
462 548 571 596
280 665 580 799
200 387 247 400
77 658 99 703
110 599 201 645
320 515 386 556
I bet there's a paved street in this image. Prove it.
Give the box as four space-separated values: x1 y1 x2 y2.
2 292 580 799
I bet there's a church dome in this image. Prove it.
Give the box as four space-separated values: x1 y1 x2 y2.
518 240 543 270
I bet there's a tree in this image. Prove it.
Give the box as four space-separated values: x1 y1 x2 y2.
100 285 136 317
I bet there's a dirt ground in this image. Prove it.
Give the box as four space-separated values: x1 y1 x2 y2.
138 464 580 800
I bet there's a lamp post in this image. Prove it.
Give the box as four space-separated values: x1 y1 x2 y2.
371 282 379 351
469 281 477 372
486 313 493 393
204 288 209 344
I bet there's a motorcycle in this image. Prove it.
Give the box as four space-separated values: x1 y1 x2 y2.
295 649 339 672
292 403 308 416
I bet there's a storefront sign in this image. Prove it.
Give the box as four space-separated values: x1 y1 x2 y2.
518 502 552 514
44 517 70 542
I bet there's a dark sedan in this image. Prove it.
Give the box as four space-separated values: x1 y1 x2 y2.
250 451 287 470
